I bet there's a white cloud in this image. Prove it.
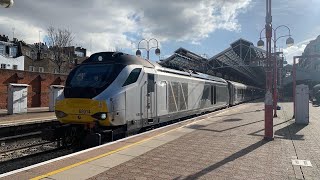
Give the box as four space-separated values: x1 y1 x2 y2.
0 17 45 43
0 0 251 54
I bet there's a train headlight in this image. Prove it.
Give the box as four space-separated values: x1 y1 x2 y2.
55 110 67 118
100 113 107 120
91 112 108 120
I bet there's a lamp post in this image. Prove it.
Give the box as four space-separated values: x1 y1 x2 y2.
256 0 274 140
38 30 41 51
37 30 42 60
0 0 13 8
136 38 160 60
258 25 294 118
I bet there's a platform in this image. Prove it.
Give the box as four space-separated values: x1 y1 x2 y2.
0 107 56 127
1 101 320 180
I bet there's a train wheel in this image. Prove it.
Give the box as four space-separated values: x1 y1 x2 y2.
62 126 81 147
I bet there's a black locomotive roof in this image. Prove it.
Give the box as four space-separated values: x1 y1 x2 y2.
82 52 154 68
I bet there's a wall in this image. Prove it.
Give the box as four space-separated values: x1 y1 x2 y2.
0 69 67 109
0 55 24 70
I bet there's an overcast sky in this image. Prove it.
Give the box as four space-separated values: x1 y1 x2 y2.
1 0 319 63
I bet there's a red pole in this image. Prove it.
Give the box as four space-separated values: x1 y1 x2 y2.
264 0 274 140
293 57 296 118
273 32 278 117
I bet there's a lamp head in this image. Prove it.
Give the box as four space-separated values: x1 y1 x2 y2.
136 49 141 57
0 0 14 8
155 48 160 56
257 39 264 48
286 37 294 47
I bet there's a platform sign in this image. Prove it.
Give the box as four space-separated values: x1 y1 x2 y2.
292 159 312 167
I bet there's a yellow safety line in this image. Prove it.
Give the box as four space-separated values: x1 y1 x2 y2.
30 105 238 180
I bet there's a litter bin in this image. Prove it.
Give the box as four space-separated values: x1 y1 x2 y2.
7 83 29 114
295 84 309 124
49 85 64 112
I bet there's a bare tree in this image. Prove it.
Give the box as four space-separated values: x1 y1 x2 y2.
47 26 74 73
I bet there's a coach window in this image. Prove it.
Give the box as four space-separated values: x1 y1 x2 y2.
214 86 217 104
123 68 141 86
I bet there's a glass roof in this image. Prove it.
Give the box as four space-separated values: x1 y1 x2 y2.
159 39 267 87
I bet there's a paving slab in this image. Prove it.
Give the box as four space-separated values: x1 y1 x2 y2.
137 138 169 148
116 144 154 157
0 107 56 127
48 163 109 180
88 153 134 168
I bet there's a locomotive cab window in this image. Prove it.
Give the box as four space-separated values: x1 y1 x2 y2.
64 63 125 98
123 68 141 86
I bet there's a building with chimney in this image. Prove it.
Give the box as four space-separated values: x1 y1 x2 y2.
0 34 24 70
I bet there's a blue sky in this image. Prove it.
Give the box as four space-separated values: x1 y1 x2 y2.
0 0 319 64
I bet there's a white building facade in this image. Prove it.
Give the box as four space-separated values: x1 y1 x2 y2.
0 40 24 70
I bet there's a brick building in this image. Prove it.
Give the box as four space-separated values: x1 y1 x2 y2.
21 42 87 74
0 69 67 108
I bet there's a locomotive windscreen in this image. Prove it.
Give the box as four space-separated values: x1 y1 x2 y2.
64 63 125 98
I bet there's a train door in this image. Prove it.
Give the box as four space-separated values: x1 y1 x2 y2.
141 73 156 124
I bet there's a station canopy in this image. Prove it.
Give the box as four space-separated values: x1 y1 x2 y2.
159 39 267 87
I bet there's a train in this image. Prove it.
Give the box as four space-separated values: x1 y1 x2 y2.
43 52 263 147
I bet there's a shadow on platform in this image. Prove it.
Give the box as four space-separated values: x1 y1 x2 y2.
274 122 307 140
248 119 306 140
212 109 264 119
223 118 242 122
187 119 264 133
181 140 268 179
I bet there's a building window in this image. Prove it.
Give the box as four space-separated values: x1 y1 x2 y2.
39 67 44 72
54 68 59 74
29 66 35 71
13 65 18 70
0 45 4 55
75 51 84 57
9 47 17 57
1 64 6 69
43 53 47 58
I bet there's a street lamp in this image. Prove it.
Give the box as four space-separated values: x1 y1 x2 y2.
257 39 264 48
0 0 14 8
258 25 294 117
136 38 160 60
256 0 274 140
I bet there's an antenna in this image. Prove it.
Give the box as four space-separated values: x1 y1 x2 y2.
90 38 92 52
12 27 15 40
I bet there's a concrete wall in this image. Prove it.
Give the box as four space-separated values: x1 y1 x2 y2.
0 69 67 109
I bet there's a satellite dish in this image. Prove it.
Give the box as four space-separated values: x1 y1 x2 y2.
0 0 14 8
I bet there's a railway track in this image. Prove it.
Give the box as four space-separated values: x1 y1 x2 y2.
0 134 73 174
0 121 72 174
